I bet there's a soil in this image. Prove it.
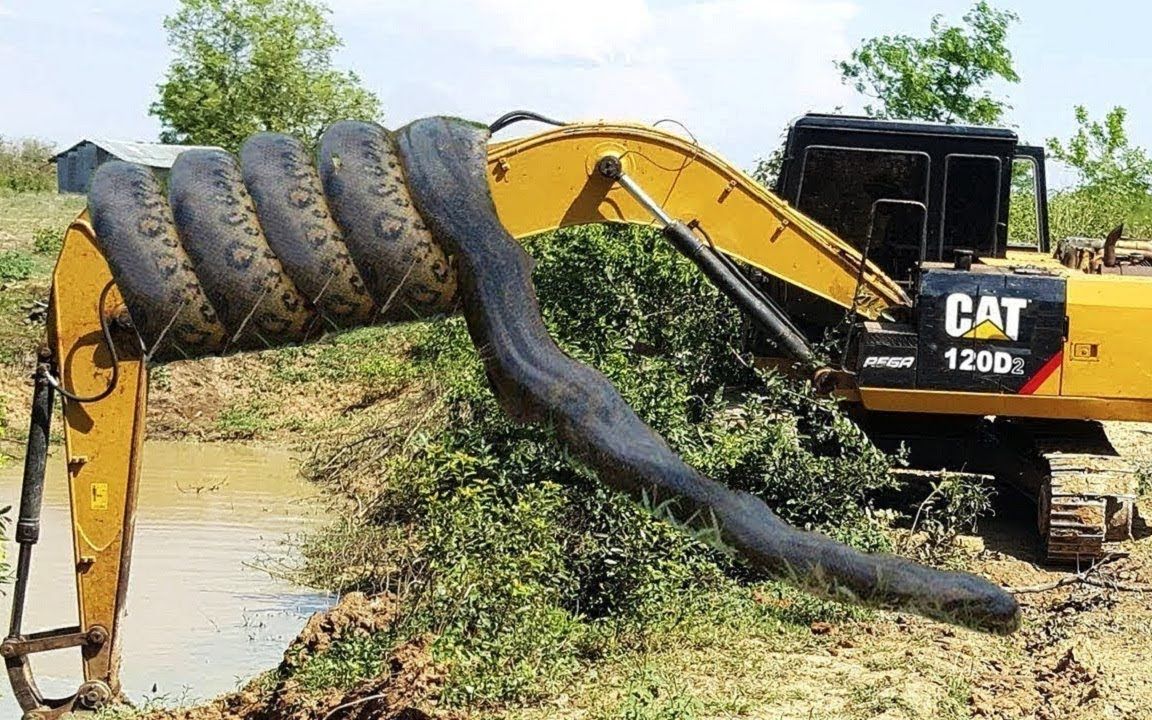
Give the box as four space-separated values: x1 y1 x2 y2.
958 421 1152 720
146 593 450 720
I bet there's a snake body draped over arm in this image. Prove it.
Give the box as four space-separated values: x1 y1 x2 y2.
86 116 1020 634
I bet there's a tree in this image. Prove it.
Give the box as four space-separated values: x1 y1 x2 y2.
838 2 1019 125
0 137 55 193
751 125 791 189
1048 106 1152 198
151 0 380 152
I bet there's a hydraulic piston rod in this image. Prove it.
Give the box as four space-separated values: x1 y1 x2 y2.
595 156 817 367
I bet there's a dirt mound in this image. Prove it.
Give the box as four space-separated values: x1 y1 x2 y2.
148 593 449 720
282 592 399 673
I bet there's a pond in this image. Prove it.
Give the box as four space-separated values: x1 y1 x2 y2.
0 441 332 714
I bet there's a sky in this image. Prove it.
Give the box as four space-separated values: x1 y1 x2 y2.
0 0 1150 176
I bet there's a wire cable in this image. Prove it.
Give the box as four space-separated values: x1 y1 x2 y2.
488 110 569 134
43 283 121 404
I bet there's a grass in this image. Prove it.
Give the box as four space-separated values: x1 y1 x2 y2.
270 325 421 389
0 191 85 365
465 606 994 720
214 400 274 440
0 190 85 251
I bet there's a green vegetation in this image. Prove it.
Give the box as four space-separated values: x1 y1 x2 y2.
838 1 1020 125
0 251 34 282
214 401 274 440
1046 106 1152 240
900 473 994 566
0 137 55 194
0 191 85 248
280 224 900 712
1009 105 1152 245
270 324 420 390
0 193 84 365
32 227 62 256
1049 106 1152 198
153 0 381 151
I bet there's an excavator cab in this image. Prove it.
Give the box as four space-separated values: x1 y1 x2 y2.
775 114 1052 282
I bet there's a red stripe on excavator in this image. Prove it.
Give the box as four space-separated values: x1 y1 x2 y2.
1018 351 1063 395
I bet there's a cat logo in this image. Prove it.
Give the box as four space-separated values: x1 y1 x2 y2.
944 293 1029 342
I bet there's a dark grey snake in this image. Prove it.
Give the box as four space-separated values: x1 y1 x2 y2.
87 116 1020 634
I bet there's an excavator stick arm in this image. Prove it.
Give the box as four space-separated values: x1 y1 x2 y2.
5 216 146 717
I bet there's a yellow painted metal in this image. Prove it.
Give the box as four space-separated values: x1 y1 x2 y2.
1062 273 1152 400
1000 248 1068 270
487 123 911 318
858 270 1152 417
50 215 148 694
857 388 1152 421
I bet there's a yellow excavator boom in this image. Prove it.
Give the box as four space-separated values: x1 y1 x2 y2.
487 122 909 318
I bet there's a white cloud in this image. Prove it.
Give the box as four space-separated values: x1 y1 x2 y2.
331 0 860 166
469 0 654 63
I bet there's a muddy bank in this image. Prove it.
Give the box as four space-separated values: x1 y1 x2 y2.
147 593 448 720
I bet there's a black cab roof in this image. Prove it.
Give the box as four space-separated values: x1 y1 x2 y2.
792 114 1019 143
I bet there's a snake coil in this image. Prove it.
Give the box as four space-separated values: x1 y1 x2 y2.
87 117 1020 634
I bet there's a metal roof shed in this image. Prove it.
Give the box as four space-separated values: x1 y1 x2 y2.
50 139 223 194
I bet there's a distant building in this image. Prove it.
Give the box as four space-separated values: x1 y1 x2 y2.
50 139 223 194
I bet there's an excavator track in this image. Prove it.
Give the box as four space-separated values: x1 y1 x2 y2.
1036 425 1138 562
1000 419 1138 563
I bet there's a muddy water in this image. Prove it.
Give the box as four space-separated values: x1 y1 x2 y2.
0 441 333 714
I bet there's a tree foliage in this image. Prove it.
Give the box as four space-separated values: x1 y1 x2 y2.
151 0 380 152
1010 106 1152 245
0 137 55 193
1048 106 1152 198
838 1 1020 124
1033 106 1152 241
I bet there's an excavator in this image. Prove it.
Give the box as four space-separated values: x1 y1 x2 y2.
3 110 1145 717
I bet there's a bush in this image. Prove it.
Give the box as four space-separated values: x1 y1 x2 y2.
901 473 994 563
32 227 62 256
1010 185 1152 247
296 224 898 707
0 137 54 193
1011 105 1152 246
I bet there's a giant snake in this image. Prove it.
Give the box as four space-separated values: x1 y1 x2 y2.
86 116 1020 634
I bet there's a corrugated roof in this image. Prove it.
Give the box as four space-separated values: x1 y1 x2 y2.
51 139 224 168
